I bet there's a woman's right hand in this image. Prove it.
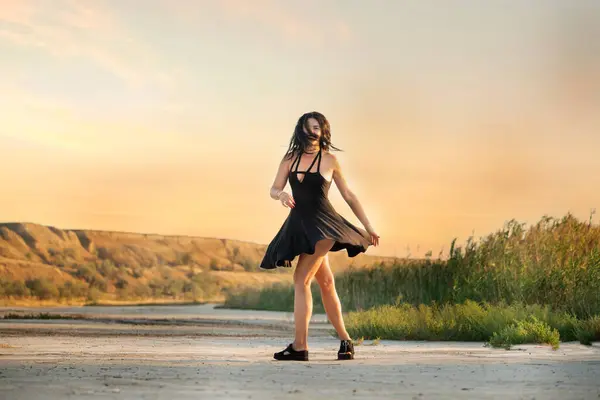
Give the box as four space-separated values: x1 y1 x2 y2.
366 226 380 247
278 191 295 209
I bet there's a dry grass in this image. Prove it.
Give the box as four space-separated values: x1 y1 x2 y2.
0 298 87 307
0 222 395 276
0 270 294 306
0 222 394 304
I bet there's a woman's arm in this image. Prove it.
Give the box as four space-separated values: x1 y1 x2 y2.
331 154 379 246
270 154 296 208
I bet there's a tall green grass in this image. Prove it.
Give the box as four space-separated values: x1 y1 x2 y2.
224 213 600 319
220 282 303 312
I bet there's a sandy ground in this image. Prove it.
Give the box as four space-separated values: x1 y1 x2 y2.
0 305 599 400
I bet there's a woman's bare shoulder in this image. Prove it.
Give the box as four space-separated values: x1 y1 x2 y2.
323 150 340 166
280 150 293 159
280 151 296 166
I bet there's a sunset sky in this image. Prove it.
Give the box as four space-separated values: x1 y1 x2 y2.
1 1 599 258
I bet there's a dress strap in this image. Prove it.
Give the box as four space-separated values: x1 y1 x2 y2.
304 150 320 173
290 152 302 172
316 149 322 172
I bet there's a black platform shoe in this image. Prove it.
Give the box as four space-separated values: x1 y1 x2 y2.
273 343 309 361
338 339 355 360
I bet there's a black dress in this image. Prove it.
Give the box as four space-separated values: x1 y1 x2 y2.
260 149 371 269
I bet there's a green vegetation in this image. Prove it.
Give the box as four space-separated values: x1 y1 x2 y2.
223 213 600 348
221 282 308 312
2 312 86 320
343 302 588 350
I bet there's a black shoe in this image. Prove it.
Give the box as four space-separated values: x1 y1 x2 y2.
338 339 354 360
274 343 309 361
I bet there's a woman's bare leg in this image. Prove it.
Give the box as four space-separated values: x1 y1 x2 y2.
314 254 351 341
292 238 335 351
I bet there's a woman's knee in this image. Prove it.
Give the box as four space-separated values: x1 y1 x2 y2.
315 259 335 291
294 273 313 289
317 273 335 291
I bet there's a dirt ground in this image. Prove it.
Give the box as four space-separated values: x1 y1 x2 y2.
0 305 599 399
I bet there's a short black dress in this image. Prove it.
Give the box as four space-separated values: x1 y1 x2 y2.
260 149 371 269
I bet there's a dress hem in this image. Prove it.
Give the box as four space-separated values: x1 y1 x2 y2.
259 234 369 270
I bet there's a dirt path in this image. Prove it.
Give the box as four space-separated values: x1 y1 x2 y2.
0 305 599 399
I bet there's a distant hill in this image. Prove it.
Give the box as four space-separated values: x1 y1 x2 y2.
0 222 399 304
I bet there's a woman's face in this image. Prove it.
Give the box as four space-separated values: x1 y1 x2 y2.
303 117 321 142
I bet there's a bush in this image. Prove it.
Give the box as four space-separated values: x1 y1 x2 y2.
25 278 59 300
488 317 560 350
59 280 88 299
0 279 29 297
87 287 102 303
574 316 600 345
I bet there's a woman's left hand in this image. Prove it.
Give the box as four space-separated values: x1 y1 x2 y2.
366 227 380 246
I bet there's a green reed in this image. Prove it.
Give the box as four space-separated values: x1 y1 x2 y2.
224 213 600 319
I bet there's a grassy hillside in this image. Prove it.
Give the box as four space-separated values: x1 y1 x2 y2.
0 222 397 305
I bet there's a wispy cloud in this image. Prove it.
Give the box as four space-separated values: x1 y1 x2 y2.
0 0 34 24
0 82 179 155
220 0 354 44
162 0 353 46
0 0 170 89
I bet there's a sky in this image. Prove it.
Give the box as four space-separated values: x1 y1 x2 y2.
1 0 599 258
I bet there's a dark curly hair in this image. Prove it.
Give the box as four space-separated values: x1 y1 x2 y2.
283 111 342 160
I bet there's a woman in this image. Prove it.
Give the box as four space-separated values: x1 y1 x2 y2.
260 111 380 361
